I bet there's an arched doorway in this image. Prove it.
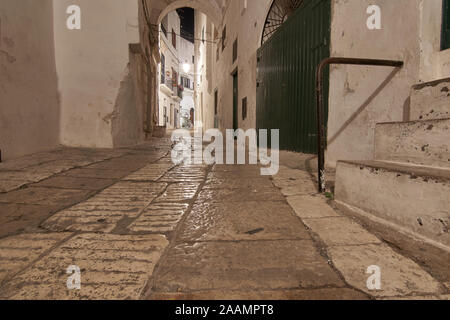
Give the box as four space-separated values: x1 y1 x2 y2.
261 0 304 45
256 0 331 153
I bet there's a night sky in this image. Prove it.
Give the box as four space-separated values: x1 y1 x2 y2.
176 7 195 43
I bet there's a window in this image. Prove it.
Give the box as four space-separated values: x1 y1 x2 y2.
192 55 195 64
214 89 218 115
172 29 176 48
443 0 450 50
202 27 205 44
181 76 191 89
242 97 247 120
232 38 238 63
160 54 165 84
222 26 227 52
216 46 220 61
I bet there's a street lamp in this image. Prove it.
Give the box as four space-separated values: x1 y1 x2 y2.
182 63 191 73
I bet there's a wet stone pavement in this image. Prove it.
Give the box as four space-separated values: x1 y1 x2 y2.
0 138 448 300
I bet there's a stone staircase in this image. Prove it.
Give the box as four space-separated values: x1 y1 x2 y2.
335 78 450 249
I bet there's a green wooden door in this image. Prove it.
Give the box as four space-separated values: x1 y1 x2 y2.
256 0 331 153
443 0 450 50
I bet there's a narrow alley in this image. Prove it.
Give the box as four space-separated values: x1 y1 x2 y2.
1 0 449 304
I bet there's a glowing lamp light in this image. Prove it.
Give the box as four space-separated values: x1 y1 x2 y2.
182 63 191 73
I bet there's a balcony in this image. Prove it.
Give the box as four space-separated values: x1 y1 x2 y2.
172 84 183 101
160 78 183 101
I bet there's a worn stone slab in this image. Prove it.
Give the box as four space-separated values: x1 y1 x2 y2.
149 287 369 300
180 201 310 241
85 159 146 171
302 217 381 246
0 204 56 237
34 176 116 191
153 240 344 292
0 179 29 193
335 160 450 247
124 164 175 182
410 79 450 121
128 203 189 233
287 195 341 219
375 119 450 168
24 160 87 177
0 187 92 207
0 167 63 185
0 152 61 171
0 233 168 300
42 182 166 233
160 165 208 183
60 168 131 180
154 156 177 165
197 187 285 203
154 183 200 203
274 166 314 180
0 233 71 284
213 164 262 173
380 295 440 300
329 243 441 297
271 166 317 196
204 176 274 190
207 170 264 180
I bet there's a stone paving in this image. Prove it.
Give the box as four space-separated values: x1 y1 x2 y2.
0 139 448 300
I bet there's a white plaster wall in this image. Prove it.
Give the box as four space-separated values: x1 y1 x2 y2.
236 0 271 131
196 0 270 132
158 11 181 129
179 38 195 126
419 0 450 82
194 11 214 129
0 0 60 160
53 0 140 148
326 0 421 167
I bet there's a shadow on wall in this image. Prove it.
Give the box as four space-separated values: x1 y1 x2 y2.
111 54 145 148
327 67 402 148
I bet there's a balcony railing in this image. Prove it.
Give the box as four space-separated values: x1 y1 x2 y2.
172 84 183 99
161 78 183 99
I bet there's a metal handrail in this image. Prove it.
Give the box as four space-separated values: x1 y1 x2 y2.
315 57 404 193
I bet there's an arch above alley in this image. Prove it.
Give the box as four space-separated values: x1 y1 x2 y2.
148 0 223 27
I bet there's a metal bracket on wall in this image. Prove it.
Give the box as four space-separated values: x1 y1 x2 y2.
315 57 404 193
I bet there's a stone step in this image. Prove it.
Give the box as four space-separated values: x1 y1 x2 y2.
410 78 450 121
335 160 450 248
374 118 450 168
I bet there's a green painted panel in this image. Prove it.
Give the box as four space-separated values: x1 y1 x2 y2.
257 0 331 154
442 0 450 50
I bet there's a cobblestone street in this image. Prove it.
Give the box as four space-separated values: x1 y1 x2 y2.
0 138 448 300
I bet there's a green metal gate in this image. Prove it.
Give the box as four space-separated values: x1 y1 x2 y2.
442 0 450 50
256 0 330 153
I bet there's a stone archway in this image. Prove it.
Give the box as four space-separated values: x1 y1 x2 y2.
139 0 224 133
153 0 222 27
